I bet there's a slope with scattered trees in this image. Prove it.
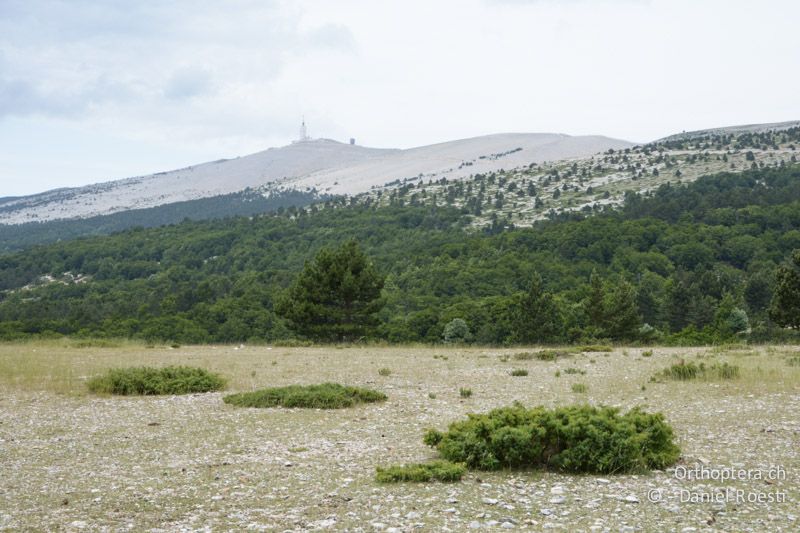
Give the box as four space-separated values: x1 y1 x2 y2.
0 166 799 345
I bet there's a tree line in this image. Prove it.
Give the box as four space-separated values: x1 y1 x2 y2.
0 166 799 345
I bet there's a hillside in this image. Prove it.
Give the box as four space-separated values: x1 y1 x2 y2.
0 139 390 225
2 124 798 253
0 133 631 226
351 126 800 229
1 164 799 345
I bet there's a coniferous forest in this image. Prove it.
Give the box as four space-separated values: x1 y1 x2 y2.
1 165 799 345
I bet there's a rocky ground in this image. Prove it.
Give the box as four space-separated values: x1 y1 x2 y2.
0 343 798 531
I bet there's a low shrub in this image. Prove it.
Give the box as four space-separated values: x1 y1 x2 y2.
656 360 740 381
510 369 528 376
378 368 392 376
571 383 588 393
711 362 740 379
69 339 123 349
642 350 654 358
87 366 226 395
223 383 386 409
563 368 586 375
459 387 473 398
375 460 466 483
579 344 613 353
660 361 701 381
786 355 800 367
272 339 314 347
536 350 573 361
423 403 680 474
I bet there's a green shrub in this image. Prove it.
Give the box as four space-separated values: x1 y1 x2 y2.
378 368 392 376
423 403 680 474
657 361 740 381
563 367 586 375
660 361 701 381
375 460 466 483
510 369 528 376
787 355 800 367
443 318 471 343
710 362 740 379
571 383 588 393
69 338 123 349
272 339 314 347
579 344 613 353
459 387 473 398
87 366 226 395
533 350 574 361
223 383 386 409
642 350 653 357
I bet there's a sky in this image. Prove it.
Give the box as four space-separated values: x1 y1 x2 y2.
1 0 798 197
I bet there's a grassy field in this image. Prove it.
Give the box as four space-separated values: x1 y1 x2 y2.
1 342 799 531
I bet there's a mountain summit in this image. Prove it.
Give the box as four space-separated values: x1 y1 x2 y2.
0 133 632 225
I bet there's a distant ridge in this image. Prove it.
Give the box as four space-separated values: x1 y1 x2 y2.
659 120 800 142
0 133 631 225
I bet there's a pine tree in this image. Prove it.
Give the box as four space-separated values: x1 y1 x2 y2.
769 250 800 329
603 280 641 340
276 240 385 341
586 270 605 329
514 273 561 343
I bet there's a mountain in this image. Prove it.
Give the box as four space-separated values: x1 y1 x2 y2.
659 120 800 141
1 122 798 254
1 163 799 344
0 133 632 225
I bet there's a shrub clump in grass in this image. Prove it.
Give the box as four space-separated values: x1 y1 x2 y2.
571 383 588 393
660 361 702 381
563 367 586 375
87 366 226 395
787 355 800 367
223 383 386 409
656 360 740 381
378 367 392 376
459 387 473 398
579 344 613 353
423 403 680 474
510 369 529 376
535 350 574 361
375 460 466 483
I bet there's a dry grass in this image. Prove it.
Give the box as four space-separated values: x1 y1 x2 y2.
1 342 799 530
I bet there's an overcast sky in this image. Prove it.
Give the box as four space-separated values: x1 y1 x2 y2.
1 0 798 196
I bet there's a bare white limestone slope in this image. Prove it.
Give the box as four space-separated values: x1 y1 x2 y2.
287 133 634 194
0 133 632 224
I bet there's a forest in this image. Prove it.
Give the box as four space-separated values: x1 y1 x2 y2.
0 165 799 345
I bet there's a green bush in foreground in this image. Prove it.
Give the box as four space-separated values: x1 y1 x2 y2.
423 404 680 474
87 366 226 395
510 369 529 376
375 460 466 483
223 383 386 409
